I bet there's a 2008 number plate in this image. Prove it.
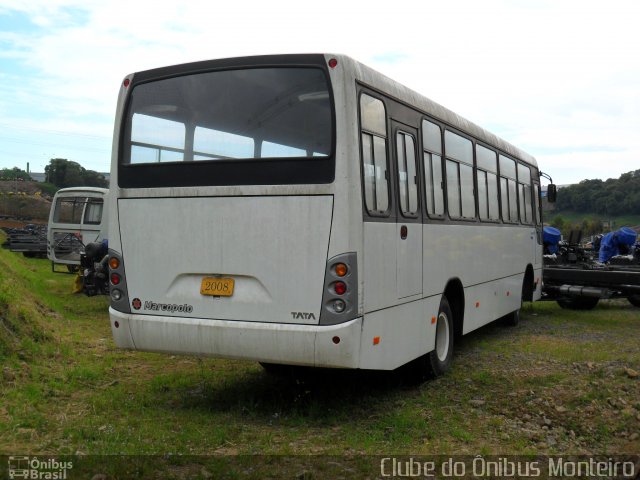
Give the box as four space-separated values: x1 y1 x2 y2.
200 277 234 296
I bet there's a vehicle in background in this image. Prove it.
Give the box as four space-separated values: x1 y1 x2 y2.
47 187 108 272
1 223 47 258
542 226 640 309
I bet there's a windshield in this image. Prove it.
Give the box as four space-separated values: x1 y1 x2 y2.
119 67 334 187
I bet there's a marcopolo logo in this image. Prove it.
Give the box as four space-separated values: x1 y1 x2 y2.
8 456 73 479
130 298 193 313
131 298 142 310
144 300 193 314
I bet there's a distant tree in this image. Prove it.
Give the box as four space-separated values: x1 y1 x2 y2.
82 169 108 188
44 158 107 188
44 158 73 186
555 169 640 216
0 167 32 181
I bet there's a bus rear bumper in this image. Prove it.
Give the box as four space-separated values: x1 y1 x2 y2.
109 308 362 368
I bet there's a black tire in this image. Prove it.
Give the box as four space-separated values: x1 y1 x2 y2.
557 296 599 310
259 362 291 376
426 297 454 377
503 276 528 327
628 295 640 308
502 308 520 327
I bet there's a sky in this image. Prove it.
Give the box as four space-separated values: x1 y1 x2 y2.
0 0 638 185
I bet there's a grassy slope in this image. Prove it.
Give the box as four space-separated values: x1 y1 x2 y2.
0 242 638 476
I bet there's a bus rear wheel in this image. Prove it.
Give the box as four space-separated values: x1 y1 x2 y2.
427 297 454 377
502 277 527 326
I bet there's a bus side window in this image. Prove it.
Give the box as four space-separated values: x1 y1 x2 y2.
476 145 500 221
445 131 474 219
422 119 444 216
517 163 533 224
360 94 389 214
499 155 518 222
533 183 541 225
396 132 418 216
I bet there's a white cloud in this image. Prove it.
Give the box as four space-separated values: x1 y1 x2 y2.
0 0 639 182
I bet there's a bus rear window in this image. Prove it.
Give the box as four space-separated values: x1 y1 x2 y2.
120 67 335 187
53 197 87 224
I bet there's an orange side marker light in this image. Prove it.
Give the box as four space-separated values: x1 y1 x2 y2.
373 336 380 345
431 316 436 324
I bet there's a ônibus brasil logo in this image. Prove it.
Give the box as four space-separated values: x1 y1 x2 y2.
8 456 73 479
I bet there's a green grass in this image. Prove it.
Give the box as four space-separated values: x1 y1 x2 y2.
551 211 640 228
0 240 638 477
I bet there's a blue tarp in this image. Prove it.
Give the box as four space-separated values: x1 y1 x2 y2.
598 227 637 262
543 226 561 254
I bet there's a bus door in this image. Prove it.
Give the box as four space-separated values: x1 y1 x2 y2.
392 121 423 299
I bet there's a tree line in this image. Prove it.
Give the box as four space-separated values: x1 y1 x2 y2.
555 169 640 216
44 158 108 188
0 159 108 190
0 167 32 181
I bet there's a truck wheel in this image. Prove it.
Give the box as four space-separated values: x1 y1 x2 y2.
628 295 640 308
557 297 599 310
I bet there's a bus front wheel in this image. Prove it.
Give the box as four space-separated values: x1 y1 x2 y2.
427 297 454 377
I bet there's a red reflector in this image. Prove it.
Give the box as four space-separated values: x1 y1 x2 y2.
334 281 347 295
332 336 341 344
114 321 119 328
111 273 121 285
328 58 338 69
123 78 130 88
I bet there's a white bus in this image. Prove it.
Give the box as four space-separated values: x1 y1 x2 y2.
48 187 108 270
108 54 551 376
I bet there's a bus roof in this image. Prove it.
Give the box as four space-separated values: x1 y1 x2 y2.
336 54 538 168
54 187 108 196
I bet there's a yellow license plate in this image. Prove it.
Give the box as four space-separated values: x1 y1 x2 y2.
200 277 234 296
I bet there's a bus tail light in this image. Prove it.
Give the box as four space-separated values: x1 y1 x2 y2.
108 249 132 314
320 252 357 325
333 299 346 313
335 263 348 277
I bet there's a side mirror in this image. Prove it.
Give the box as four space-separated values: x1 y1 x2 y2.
547 184 557 203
